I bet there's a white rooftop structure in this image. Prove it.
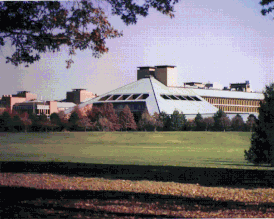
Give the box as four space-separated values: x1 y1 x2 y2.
65 65 264 121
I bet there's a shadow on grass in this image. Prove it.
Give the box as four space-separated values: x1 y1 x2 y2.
1 186 274 218
0 161 274 189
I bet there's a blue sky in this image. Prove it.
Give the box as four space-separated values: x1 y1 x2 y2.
1 0 274 100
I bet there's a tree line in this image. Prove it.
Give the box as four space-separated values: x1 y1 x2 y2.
0 103 257 132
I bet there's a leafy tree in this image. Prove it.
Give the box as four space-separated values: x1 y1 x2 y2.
98 117 113 131
138 109 153 131
13 115 23 132
101 103 121 131
159 111 171 131
194 113 206 131
0 111 12 132
50 112 62 131
213 109 230 131
231 114 245 131
150 112 164 131
203 117 214 131
0 1 178 68
187 119 196 131
245 83 274 166
220 116 231 132
170 110 186 131
246 114 257 132
119 105 137 131
69 111 80 131
77 117 92 132
28 113 39 132
20 112 32 133
58 111 69 131
88 103 120 131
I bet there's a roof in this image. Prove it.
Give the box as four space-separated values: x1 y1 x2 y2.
64 77 264 116
65 77 219 115
57 102 76 108
188 88 264 100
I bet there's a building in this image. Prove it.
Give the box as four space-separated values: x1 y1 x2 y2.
0 91 59 116
13 100 58 116
0 91 37 110
65 65 264 122
66 89 97 104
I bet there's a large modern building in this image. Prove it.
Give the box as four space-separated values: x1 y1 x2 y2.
66 65 264 122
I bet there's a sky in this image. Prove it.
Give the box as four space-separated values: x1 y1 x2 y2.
1 0 274 101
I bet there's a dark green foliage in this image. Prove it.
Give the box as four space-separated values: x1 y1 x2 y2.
69 111 80 131
0 111 12 132
246 114 257 132
170 110 186 131
194 113 206 131
213 109 231 131
0 1 178 68
231 114 245 131
12 115 23 132
159 111 171 131
50 113 62 131
245 83 274 165
28 113 39 132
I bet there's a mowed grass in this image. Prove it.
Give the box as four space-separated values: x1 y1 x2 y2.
0 131 271 169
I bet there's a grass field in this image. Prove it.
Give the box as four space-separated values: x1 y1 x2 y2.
0 131 271 170
1 132 274 218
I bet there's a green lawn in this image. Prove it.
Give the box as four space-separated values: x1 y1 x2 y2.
0 131 271 170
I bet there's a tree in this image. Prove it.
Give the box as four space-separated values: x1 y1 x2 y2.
231 114 245 131
261 0 274 16
119 105 137 131
0 111 12 132
50 112 62 131
220 116 231 132
98 117 113 131
213 109 230 131
150 112 164 131
187 119 196 131
246 114 257 132
13 115 23 132
138 109 153 131
170 110 186 131
203 117 214 131
69 111 80 131
0 1 178 68
244 83 274 165
88 103 120 131
159 111 171 131
58 111 69 131
194 113 206 131
20 112 32 133
77 117 92 132
28 113 39 132
101 103 121 131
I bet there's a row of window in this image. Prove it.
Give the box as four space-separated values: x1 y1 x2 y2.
13 109 50 115
160 94 201 101
202 96 261 106
99 94 149 101
218 105 259 113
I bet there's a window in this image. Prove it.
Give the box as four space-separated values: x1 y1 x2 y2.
168 95 179 100
161 94 170 100
184 96 194 101
176 95 186 100
99 95 111 101
138 94 149 100
108 95 121 100
191 96 201 101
